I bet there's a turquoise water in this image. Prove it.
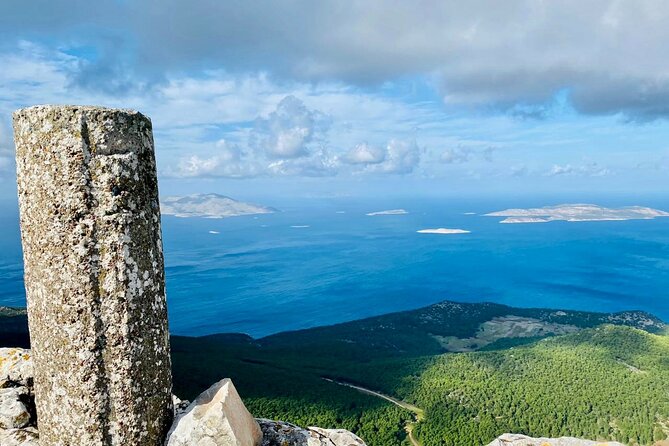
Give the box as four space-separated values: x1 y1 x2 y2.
1 196 668 337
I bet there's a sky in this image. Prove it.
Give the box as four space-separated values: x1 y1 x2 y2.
0 1 668 201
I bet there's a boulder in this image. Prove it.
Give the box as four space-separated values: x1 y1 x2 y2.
308 426 366 446
258 419 366 446
0 426 39 446
486 433 625 445
258 419 315 446
0 387 31 429
166 378 263 446
0 349 33 387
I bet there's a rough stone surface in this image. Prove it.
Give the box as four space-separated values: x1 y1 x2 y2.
13 105 173 445
307 427 366 446
0 348 33 387
486 433 625 445
172 394 190 417
258 419 367 446
0 426 39 446
0 387 31 429
258 419 314 446
166 378 263 446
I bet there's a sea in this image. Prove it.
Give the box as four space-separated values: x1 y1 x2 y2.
1 194 668 338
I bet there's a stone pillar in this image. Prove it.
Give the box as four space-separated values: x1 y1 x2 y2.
13 106 173 445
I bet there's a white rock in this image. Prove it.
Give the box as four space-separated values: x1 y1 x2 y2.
0 349 33 386
486 433 625 446
172 394 190 417
166 378 263 446
0 427 39 446
308 427 366 446
257 419 367 446
257 419 313 446
0 387 31 429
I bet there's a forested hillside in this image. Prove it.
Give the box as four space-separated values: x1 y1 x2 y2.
413 326 669 445
168 302 669 446
3 302 668 445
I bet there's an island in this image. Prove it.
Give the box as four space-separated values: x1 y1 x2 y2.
486 203 669 224
160 193 277 218
366 209 409 216
417 228 470 234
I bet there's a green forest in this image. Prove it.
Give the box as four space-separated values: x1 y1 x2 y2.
167 302 669 446
4 301 669 445
412 326 669 445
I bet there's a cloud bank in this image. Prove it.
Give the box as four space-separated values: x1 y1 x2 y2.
4 1 669 119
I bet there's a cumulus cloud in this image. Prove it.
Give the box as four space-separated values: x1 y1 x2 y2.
371 139 421 174
169 140 260 178
344 143 386 165
249 95 330 159
168 97 340 178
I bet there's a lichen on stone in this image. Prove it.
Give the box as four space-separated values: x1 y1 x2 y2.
13 105 173 446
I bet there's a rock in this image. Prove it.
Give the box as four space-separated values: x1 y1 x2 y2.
0 387 31 429
258 419 366 446
0 426 39 446
486 433 625 445
258 419 314 446
172 394 190 417
0 349 33 387
13 105 174 446
166 378 263 446
308 427 366 446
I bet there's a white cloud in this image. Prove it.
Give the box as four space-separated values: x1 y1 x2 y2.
250 95 331 159
5 1 669 118
266 150 339 177
344 142 386 165
546 162 611 177
0 38 662 192
169 140 260 178
371 139 421 174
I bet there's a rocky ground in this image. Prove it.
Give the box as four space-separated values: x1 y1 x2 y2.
0 347 650 446
0 347 366 446
486 433 625 445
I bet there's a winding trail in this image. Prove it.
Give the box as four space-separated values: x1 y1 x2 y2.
323 378 424 446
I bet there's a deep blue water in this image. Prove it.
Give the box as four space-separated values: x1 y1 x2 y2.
1 195 668 338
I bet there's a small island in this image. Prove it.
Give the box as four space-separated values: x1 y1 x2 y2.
417 228 470 234
486 203 669 224
366 209 409 216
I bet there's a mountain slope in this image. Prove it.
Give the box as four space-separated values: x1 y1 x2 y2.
2 301 667 445
413 326 669 445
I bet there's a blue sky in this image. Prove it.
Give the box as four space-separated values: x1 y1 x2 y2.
0 1 668 200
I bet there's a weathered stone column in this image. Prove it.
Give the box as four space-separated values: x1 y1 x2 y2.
13 106 173 445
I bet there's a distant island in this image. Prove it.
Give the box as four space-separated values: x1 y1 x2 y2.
486 203 669 224
417 228 470 234
160 193 277 218
366 209 409 216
